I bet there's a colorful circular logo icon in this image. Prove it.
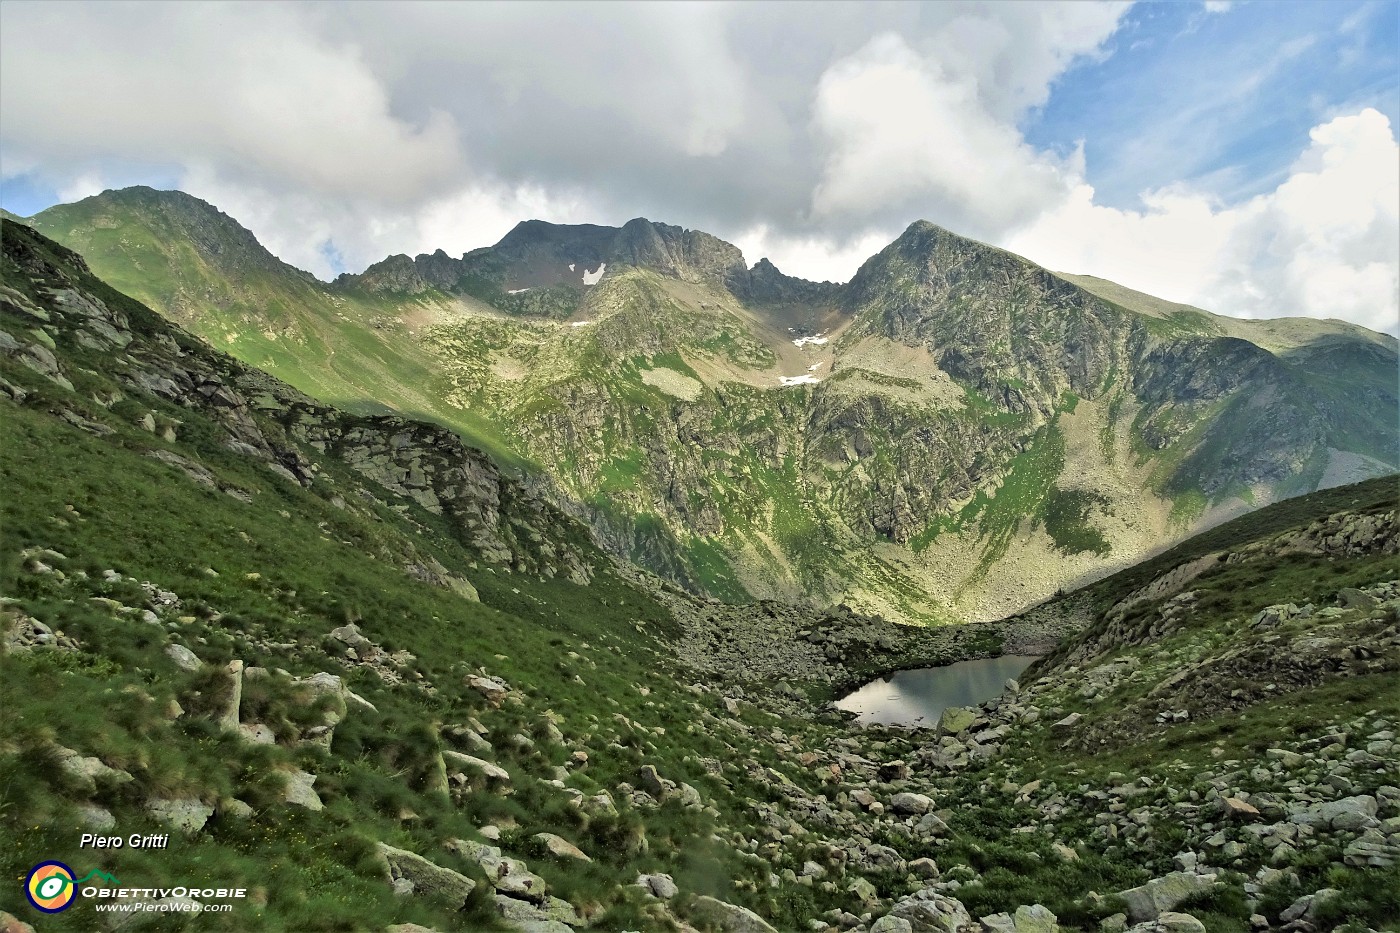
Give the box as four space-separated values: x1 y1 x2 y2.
26 861 77 913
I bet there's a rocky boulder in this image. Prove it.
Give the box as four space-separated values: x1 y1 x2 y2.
979 904 1058 933
1123 913 1207 933
376 843 476 910
637 872 678 899
938 706 979 735
1289 795 1378 831
533 833 591 862
887 888 972 933
466 674 511 707
493 893 582 929
891 792 934 815
689 895 779 932
282 768 323 811
54 746 133 795
145 797 214 834
1117 872 1217 923
442 750 510 784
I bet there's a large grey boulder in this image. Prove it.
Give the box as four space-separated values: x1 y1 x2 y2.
444 838 546 902
1124 913 1207 933
492 859 547 902
1289 795 1378 831
164 644 202 672
146 797 214 833
282 769 323 811
891 792 934 815
376 843 476 910
689 895 780 932
980 904 1058 932
493 893 582 928
637 872 678 899
888 888 972 932
1279 889 1341 924
443 750 510 783
466 674 511 707
871 917 914 933
55 746 133 794
76 803 116 831
1117 872 1217 923
533 832 591 862
938 706 979 735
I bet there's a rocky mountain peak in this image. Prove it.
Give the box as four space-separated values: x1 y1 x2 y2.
342 253 424 293
740 255 839 307
44 186 316 284
494 219 618 254
608 218 749 291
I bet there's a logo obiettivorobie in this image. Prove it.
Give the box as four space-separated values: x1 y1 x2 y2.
25 862 119 913
26 861 77 913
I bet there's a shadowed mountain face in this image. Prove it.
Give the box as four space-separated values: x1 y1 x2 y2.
19 188 1399 622
336 215 835 316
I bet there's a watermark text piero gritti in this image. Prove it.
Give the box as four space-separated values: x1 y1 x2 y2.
80 832 170 849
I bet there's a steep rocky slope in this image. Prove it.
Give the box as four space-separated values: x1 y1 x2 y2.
20 191 1399 625
3 220 1398 931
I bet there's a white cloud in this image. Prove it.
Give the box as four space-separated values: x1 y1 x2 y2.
809 34 1078 239
0 1 1393 336
55 172 109 205
732 225 896 284
180 167 593 279
1006 108 1400 335
912 4 1130 119
0 2 461 202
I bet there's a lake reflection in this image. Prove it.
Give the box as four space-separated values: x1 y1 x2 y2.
834 655 1039 727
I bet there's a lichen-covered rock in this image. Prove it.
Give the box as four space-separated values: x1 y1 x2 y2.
1290 795 1378 831
938 706 979 735
282 769 323 811
887 889 972 933
689 895 779 933
1117 872 1217 923
1124 913 1207 933
55 746 133 794
376 843 476 910
636 872 678 899
145 797 214 834
533 833 591 862
443 750 510 783
164 643 202 672
891 792 934 815
493 893 582 929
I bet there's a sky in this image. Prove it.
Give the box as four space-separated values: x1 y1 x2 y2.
1 0 1397 334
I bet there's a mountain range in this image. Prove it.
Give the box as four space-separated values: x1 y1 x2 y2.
2 216 1396 931
15 187 1398 623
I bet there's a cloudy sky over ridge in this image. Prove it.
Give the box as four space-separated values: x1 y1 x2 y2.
1 0 1397 333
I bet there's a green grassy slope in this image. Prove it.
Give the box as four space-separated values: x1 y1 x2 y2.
26 188 523 467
